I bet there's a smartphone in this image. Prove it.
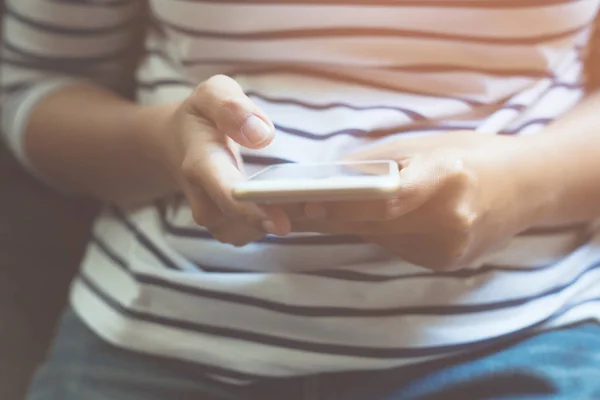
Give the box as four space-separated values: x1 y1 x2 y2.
232 160 401 204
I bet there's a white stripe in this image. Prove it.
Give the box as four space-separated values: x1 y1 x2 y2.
8 0 140 29
4 18 133 58
73 255 600 374
152 1 596 37
174 36 578 75
71 278 446 376
94 213 600 310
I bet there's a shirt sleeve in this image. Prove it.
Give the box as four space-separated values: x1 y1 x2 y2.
0 0 145 179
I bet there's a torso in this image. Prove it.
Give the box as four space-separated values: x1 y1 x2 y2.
73 0 600 380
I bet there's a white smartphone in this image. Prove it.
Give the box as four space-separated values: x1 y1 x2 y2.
232 160 401 204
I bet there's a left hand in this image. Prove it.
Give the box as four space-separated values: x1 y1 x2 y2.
295 131 551 271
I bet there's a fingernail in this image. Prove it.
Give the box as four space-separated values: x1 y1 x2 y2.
242 115 272 145
305 204 327 219
262 220 278 235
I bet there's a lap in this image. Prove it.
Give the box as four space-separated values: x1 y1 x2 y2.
353 322 600 400
26 309 247 400
27 308 600 400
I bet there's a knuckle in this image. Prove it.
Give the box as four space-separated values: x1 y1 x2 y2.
200 75 229 93
218 96 244 115
420 235 470 271
191 209 220 229
194 75 234 105
447 207 478 232
443 234 470 261
193 80 213 101
180 157 205 183
444 156 477 187
215 96 250 134
211 227 262 247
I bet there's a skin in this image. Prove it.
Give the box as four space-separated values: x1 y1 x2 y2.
23 75 600 269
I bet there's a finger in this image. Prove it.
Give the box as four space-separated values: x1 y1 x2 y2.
262 205 292 236
210 222 266 247
387 154 464 217
228 137 245 175
323 202 471 236
291 218 336 234
181 181 226 230
280 203 307 220
304 199 403 222
189 75 275 149
181 129 291 236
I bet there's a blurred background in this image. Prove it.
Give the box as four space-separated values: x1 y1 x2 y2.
0 3 98 399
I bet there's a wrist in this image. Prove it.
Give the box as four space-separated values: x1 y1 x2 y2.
130 101 182 184
509 133 564 228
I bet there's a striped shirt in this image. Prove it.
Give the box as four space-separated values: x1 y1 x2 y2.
3 0 600 381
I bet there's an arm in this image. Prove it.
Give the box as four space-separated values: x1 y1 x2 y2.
297 91 600 270
21 85 176 206
527 91 600 227
0 0 169 205
0 1 290 238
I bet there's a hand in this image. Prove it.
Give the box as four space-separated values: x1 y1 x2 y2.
155 75 291 246
298 131 551 270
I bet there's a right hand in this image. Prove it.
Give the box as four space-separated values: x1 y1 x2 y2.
157 75 291 246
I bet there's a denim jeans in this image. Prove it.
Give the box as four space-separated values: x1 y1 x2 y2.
27 308 600 400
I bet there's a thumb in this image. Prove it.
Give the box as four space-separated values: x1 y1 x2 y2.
188 75 275 149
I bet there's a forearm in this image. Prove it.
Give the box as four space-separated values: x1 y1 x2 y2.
526 90 600 226
24 83 177 206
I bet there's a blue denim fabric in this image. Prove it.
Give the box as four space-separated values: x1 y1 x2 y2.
27 308 600 400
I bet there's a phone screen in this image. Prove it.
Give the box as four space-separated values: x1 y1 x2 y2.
249 162 393 181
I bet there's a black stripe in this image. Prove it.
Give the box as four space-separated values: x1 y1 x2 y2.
135 78 582 134
136 78 193 90
5 4 138 36
156 202 364 245
549 81 583 90
306 251 590 283
173 0 581 9
176 57 552 79
273 122 477 140
241 154 293 165
0 81 36 94
110 206 182 270
305 228 593 282
246 91 426 120
160 205 586 246
165 224 365 245
138 67 480 104
0 55 122 73
232 67 482 104
91 232 600 317
3 39 137 64
159 214 592 283
522 223 589 236
135 72 478 105
145 48 181 70
277 113 572 140
158 18 589 46
76 268 263 381
501 117 554 135
137 74 476 109
78 260 600 358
